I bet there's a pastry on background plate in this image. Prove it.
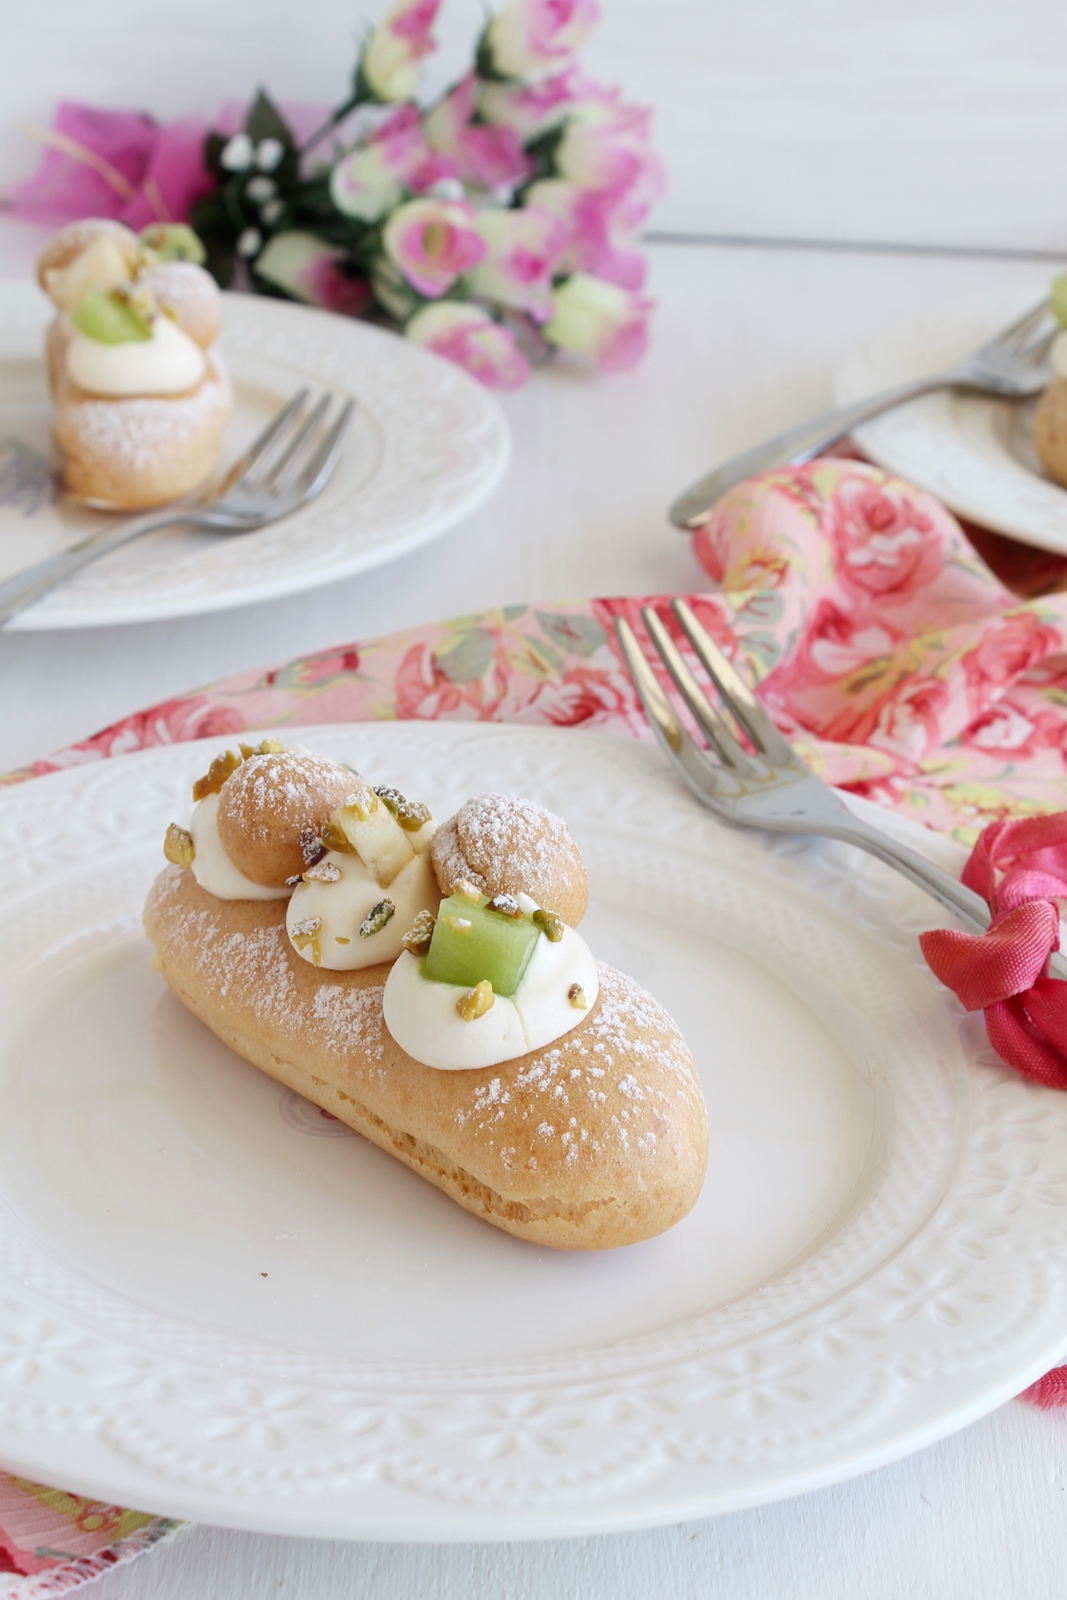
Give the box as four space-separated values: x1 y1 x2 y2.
37 218 232 510
1033 272 1067 489
144 742 709 1250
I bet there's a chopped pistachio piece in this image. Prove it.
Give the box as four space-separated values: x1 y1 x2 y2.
163 822 195 869
533 908 564 943
191 748 242 801
359 898 395 938
402 909 436 956
373 786 432 832
238 737 283 759
487 893 522 919
568 982 588 1010
457 979 494 1022
341 785 378 821
140 223 207 264
290 915 323 965
304 859 341 883
320 819 357 854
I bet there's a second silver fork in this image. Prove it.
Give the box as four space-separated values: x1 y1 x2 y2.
618 598 1067 976
0 388 354 626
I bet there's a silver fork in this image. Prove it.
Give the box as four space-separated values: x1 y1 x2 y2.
671 297 1058 529
617 598 1067 975
0 388 354 626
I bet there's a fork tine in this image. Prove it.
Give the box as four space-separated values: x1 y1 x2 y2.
671 599 797 763
615 619 738 809
223 389 311 493
979 297 1052 354
293 398 355 504
641 606 758 771
257 393 334 494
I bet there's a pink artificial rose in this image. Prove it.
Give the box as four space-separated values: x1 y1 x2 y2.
555 97 666 232
524 178 645 288
9 101 214 228
361 0 440 102
543 271 652 371
482 0 600 80
382 198 486 297
827 475 944 601
330 105 452 221
479 67 592 139
405 301 530 389
254 231 370 316
423 75 530 190
467 204 570 320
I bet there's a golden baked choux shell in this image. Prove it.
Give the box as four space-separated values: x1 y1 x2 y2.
216 751 355 887
52 349 233 510
139 260 222 349
431 792 589 925
1034 378 1067 489
36 219 141 296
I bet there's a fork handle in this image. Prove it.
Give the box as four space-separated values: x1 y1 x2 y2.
833 816 1067 982
669 373 951 529
0 509 186 626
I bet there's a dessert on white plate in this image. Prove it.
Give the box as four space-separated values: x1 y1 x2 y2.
36 217 232 509
145 740 709 1250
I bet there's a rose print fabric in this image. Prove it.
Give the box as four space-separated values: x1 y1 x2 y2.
6 455 1067 1589
8 458 1067 843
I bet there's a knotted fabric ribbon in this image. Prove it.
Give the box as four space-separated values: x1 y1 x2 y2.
919 814 1067 1090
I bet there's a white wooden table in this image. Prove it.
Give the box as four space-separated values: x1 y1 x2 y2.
2 215 1066 1597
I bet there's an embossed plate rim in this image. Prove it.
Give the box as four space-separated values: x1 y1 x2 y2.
0 282 509 629
835 292 1067 554
0 722 1066 1540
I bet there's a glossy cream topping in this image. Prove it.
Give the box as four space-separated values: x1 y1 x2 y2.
382 920 600 1071
44 235 133 311
286 846 441 970
189 793 291 902
66 313 207 396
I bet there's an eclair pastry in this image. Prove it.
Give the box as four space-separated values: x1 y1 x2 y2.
144 743 708 1250
37 218 232 509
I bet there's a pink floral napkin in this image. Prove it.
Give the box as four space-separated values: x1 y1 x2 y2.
6 455 1067 1591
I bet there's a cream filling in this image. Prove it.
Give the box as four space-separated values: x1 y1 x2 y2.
382 922 600 1071
66 313 206 396
189 793 291 902
286 847 441 971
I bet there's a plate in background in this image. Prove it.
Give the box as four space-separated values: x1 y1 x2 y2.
836 295 1067 554
0 285 508 629
0 722 1065 1539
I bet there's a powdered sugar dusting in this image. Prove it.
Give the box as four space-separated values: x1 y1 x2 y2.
57 350 231 473
432 792 582 905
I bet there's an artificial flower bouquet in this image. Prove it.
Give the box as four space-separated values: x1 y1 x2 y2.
12 0 663 390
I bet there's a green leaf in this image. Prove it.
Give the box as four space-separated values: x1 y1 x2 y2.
535 611 607 659
502 604 527 622
434 629 494 684
245 89 294 148
739 632 782 669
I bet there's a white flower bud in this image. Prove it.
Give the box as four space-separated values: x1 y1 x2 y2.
246 176 278 202
236 227 263 258
220 133 254 172
256 137 285 172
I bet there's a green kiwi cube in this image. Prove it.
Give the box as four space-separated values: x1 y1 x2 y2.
423 893 540 996
72 291 151 344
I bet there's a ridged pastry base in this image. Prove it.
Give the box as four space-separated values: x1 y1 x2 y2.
144 867 709 1251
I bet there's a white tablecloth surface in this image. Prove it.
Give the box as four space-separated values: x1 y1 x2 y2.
2 218 1065 1598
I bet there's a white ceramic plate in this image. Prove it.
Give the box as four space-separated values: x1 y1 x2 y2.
0 284 508 629
835 294 1067 554
1 721 1066 1541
